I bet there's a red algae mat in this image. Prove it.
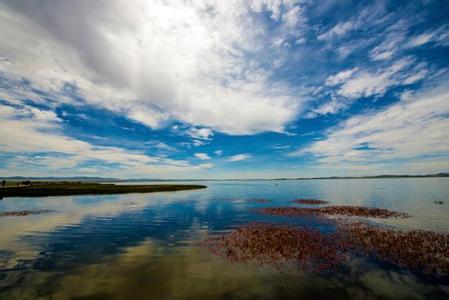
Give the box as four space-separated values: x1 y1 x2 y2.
291 199 328 205
0 209 54 217
202 221 449 276
256 205 409 218
338 222 449 275
202 223 346 271
202 201 449 275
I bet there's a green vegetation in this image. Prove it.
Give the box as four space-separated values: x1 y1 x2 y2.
0 182 206 198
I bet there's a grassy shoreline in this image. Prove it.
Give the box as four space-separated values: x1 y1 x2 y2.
0 182 206 198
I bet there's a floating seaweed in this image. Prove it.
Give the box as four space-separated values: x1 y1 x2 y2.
338 222 449 275
202 222 347 271
203 220 449 276
256 205 409 219
291 199 328 205
203 201 448 276
0 209 54 217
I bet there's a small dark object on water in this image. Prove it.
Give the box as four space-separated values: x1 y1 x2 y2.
291 199 328 205
0 209 54 217
434 201 444 204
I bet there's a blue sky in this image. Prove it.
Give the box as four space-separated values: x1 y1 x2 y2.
0 0 448 179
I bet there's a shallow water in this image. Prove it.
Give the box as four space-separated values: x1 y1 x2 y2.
0 179 448 299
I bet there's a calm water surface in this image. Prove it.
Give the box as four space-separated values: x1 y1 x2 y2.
0 179 448 299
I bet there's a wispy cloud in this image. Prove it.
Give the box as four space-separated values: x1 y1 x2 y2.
406 25 449 48
186 127 213 140
228 154 251 162
317 20 355 41
194 153 211 160
325 58 427 99
294 84 449 170
0 104 212 177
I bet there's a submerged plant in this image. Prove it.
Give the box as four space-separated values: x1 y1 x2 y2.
338 222 449 275
256 206 409 219
291 199 329 205
202 222 347 271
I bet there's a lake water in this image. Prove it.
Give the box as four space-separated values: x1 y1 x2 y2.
0 179 448 299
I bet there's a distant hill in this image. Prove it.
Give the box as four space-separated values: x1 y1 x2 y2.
290 173 449 180
0 176 120 182
1 173 448 182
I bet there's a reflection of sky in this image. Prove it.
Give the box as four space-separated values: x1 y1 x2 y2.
2 237 448 299
1 179 449 297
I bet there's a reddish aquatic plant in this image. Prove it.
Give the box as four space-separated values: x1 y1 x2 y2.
203 220 449 276
291 199 328 205
0 209 54 217
202 223 347 270
256 206 409 219
338 222 449 275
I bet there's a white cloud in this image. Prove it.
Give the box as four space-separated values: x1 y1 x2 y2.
294 85 449 170
325 58 427 99
272 144 290 150
317 21 354 41
197 162 214 169
186 127 213 140
369 32 406 61
367 20 410 61
283 5 303 28
316 3 389 42
403 69 428 85
144 141 178 152
0 0 306 135
0 104 213 177
194 153 211 160
214 150 223 156
407 33 434 47
228 154 252 162
325 68 358 86
306 97 349 118
406 25 449 48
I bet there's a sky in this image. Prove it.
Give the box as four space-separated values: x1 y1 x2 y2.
0 0 448 179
